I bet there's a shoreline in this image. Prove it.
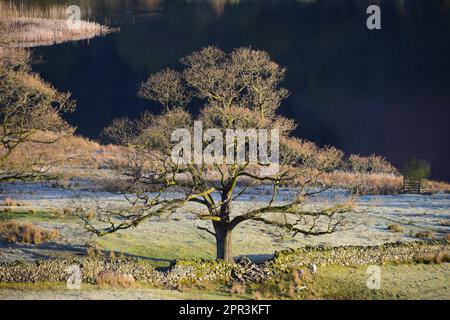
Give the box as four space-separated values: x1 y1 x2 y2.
0 17 115 48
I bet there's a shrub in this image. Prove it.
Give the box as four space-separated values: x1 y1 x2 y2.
415 231 435 239
253 291 263 300
322 172 402 195
0 222 59 244
435 251 450 263
427 181 450 193
96 271 135 288
86 243 103 258
348 154 398 175
96 178 140 193
388 224 403 233
439 220 450 227
403 158 431 180
84 210 95 221
2 198 20 207
444 233 450 241
108 251 117 261
230 283 246 295
414 251 450 264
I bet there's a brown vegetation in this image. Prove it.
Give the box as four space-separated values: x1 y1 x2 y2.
0 48 76 182
440 220 450 227
414 251 450 264
388 224 403 233
323 172 403 195
348 154 399 175
1 197 21 207
0 221 59 244
426 180 450 194
415 231 435 239
96 271 135 288
229 282 246 295
86 243 103 258
0 2 112 48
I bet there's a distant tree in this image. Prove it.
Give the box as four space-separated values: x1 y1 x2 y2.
0 48 75 182
402 158 431 180
89 47 355 263
100 117 138 146
138 68 191 110
348 154 398 175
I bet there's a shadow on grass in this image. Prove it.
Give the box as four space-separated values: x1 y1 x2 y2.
0 240 176 268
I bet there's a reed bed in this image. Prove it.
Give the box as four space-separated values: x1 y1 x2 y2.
1 1 73 20
0 1 111 47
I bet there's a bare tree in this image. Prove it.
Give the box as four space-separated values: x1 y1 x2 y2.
87 47 355 263
100 117 137 146
348 154 398 175
139 68 191 110
181 46 289 116
0 48 75 182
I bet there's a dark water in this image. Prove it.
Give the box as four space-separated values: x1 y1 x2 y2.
25 0 450 181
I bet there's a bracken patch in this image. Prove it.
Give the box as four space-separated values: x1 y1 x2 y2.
0 221 59 244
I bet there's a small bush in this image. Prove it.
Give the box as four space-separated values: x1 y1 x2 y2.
2 198 20 207
96 271 135 288
322 172 402 195
86 243 103 258
403 158 431 180
415 231 435 239
388 224 403 233
414 251 450 264
425 180 450 193
230 283 246 295
85 210 95 221
97 179 138 193
444 233 450 241
348 154 398 175
0 222 59 244
253 291 263 300
440 220 450 227
108 251 117 261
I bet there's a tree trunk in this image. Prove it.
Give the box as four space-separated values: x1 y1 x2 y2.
214 222 233 263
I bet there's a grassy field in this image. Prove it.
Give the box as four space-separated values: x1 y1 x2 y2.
0 282 236 300
304 264 449 300
1 184 449 300
1 188 449 267
0 209 449 300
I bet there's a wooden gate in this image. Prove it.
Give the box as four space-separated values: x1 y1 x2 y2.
403 177 424 194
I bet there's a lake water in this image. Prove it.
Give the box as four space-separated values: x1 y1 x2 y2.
16 0 450 180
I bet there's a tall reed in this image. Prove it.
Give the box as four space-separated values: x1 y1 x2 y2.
0 1 110 47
